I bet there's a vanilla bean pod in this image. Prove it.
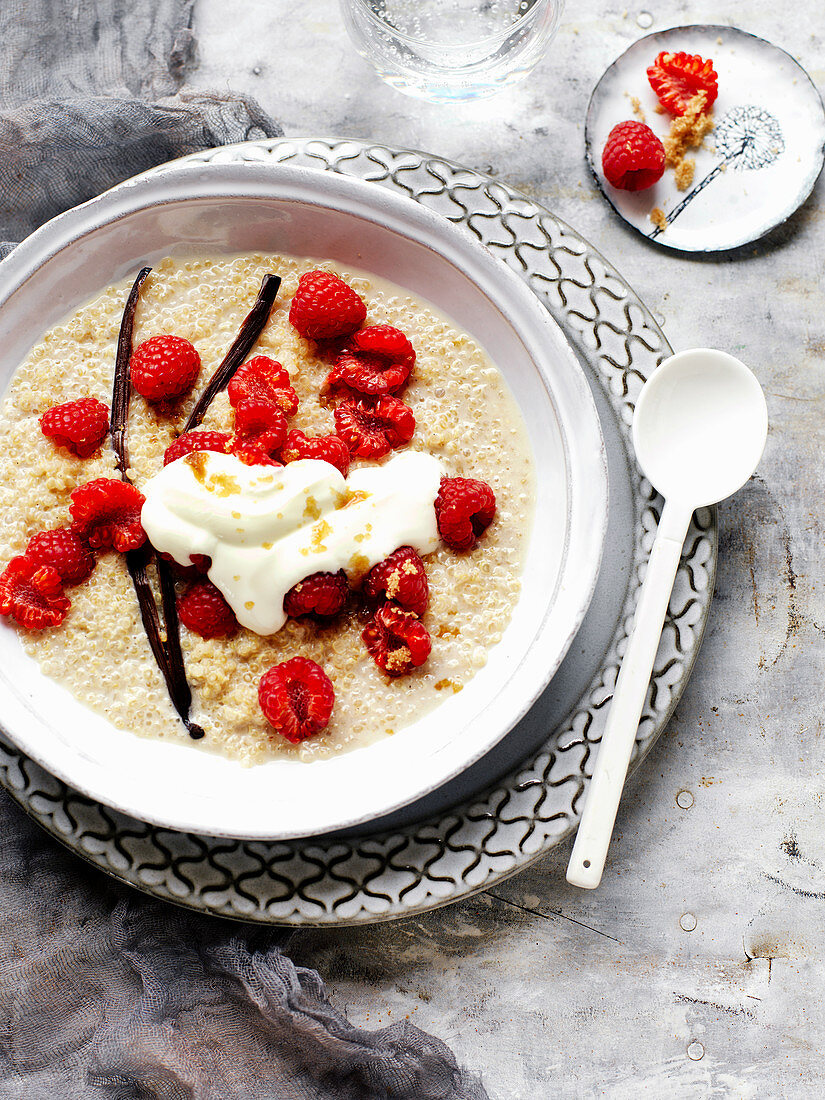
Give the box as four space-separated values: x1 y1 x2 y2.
112 266 204 739
183 273 281 431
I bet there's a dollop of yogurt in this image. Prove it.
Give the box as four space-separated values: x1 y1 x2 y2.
140 450 442 635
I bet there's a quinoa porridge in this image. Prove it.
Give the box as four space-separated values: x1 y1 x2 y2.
0 253 535 763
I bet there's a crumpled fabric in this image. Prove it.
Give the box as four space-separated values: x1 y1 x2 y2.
0 2 489 1097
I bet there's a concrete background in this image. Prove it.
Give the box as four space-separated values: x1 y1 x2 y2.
187 2 825 1095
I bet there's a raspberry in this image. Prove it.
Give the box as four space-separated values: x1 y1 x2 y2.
25 528 95 585
70 478 146 552
39 397 109 459
163 431 231 466
333 395 415 458
130 335 201 402
279 429 350 477
0 556 70 629
601 121 666 192
647 51 718 117
327 325 415 396
227 357 299 417
283 570 349 618
363 547 429 617
232 397 287 454
435 476 496 552
229 442 283 468
288 271 367 341
258 656 335 743
177 579 237 638
362 604 431 676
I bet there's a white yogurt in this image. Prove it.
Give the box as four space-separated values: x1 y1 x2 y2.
140 450 443 634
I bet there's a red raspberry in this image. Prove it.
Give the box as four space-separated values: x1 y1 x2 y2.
435 476 496 552
232 397 288 455
227 357 299 417
177 579 237 638
283 570 349 618
363 547 428 617
601 121 666 192
258 656 335 743
333 395 415 458
289 271 367 341
279 429 350 477
647 51 718 117
327 325 415 396
69 478 146 552
0 556 70 629
362 603 431 676
39 397 109 459
229 442 283 468
130 335 201 402
163 430 231 466
25 528 95 585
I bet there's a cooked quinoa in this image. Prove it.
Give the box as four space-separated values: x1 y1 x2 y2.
0 254 534 763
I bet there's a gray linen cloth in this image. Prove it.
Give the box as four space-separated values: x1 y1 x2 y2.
0 3 489 1098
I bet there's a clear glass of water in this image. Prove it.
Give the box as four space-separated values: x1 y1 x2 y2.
340 0 565 103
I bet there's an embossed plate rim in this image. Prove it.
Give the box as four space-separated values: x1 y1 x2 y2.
0 137 718 925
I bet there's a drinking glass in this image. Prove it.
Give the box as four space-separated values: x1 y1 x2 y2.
340 0 565 103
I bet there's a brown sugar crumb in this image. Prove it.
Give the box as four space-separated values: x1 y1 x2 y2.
626 93 646 123
434 678 463 694
663 93 714 170
437 624 460 638
385 647 411 673
673 159 695 191
650 207 668 231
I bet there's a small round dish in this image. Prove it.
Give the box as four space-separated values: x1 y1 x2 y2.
586 25 825 252
0 162 607 840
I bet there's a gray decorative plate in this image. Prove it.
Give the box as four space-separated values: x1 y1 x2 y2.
586 25 825 252
0 138 717 925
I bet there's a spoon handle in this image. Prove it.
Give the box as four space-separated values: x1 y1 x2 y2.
566 500 693 889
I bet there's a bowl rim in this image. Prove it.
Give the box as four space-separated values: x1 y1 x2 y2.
0 161 608 838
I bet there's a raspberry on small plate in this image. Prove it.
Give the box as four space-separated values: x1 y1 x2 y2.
601 121 665 192
647 50 718 117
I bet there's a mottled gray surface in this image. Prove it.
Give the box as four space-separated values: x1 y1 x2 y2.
184 1 825 1096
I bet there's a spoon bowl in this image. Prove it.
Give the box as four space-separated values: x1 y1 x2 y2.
632 348 769 509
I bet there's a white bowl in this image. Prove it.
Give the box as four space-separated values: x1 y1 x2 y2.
0 163 607 839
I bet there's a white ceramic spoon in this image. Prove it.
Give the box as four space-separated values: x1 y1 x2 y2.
566 348 768 889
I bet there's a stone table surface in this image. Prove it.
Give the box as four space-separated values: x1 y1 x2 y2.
187 2 825 1096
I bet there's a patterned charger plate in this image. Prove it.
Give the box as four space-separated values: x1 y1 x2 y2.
0 138 717 925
